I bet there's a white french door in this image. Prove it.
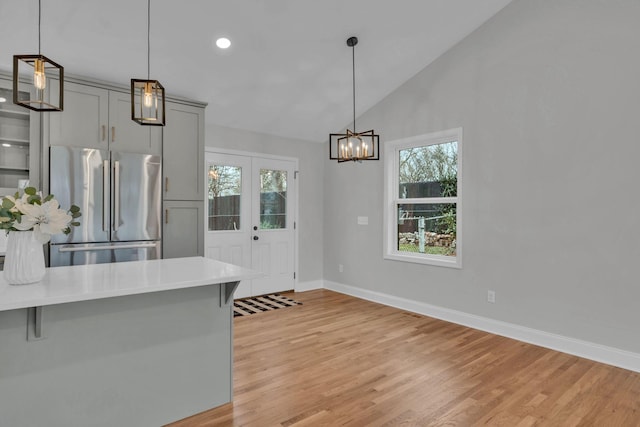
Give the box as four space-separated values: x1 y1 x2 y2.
205 151 297 298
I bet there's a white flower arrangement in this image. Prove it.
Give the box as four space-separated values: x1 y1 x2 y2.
0 187 81 243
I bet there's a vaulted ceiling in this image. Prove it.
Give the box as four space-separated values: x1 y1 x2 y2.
0 0 513 142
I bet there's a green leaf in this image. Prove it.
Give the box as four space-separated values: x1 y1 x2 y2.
27 195 41 205
24 187 37 196
1 199 14 210
71 221 80 227
43 194 54 202
69 205 81 213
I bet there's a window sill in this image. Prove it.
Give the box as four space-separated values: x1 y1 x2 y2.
384 252 462 269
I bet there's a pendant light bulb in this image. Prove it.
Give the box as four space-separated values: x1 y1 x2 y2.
143 82 154 108
33 58 46 90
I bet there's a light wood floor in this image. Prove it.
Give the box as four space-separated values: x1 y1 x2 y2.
168 289 640 426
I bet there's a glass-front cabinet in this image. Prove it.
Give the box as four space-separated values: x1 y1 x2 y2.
0 76 39 196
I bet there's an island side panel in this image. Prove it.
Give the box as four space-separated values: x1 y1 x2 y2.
0 284 232 427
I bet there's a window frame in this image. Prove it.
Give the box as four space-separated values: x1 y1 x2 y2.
383 128 462 268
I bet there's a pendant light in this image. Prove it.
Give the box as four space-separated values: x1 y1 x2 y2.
13 0 64 112
329 36 379 163
131 0 165 126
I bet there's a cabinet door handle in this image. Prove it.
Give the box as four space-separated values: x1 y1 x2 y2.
101 125 106 141
165 177 169 192
111 126 115 143
165 209 169 224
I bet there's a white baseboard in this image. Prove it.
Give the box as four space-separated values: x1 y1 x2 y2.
323 280 640 373
295 280 324 293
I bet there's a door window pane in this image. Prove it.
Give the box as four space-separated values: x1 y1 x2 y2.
260 169 287 229
208 164 242 231
397 203 457 256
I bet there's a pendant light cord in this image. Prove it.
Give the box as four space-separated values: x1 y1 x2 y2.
147 0 151 79
38 0 41 54
352 43 356 132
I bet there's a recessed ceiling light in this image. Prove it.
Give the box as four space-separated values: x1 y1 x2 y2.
0 97 6 103
216 37 231 49
2 143 11 147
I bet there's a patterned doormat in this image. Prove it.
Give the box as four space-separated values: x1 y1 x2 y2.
234 293 302 317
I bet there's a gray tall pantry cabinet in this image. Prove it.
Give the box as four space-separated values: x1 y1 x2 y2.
162 101 205 258
41 75 205 260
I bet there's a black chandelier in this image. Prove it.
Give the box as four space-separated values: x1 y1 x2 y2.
329 36 379 163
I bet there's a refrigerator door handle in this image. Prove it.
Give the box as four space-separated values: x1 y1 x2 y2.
113 160 120 232
57 243 159 253
103 159 109 232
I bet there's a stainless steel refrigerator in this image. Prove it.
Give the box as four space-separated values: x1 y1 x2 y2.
49 146 162 266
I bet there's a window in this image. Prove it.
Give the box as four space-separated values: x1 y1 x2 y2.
384 128 462 268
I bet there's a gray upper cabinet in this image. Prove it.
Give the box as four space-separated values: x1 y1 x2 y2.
48 81 108 149
47 81 160 155
108 91 161 155
163 102 204 201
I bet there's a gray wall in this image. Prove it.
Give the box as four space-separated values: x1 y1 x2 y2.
206 124 324 284
323 0 640 353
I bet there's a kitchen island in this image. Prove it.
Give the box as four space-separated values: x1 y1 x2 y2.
0 257 261 427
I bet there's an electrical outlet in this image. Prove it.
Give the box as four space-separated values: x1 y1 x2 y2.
338 264 344 273
487 290 496 303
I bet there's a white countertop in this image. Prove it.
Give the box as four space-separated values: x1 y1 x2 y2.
0 257 261 312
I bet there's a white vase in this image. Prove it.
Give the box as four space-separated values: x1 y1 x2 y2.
3 231 46 285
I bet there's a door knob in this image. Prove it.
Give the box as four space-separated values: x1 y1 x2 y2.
253 236 259 241
253 226 258 230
